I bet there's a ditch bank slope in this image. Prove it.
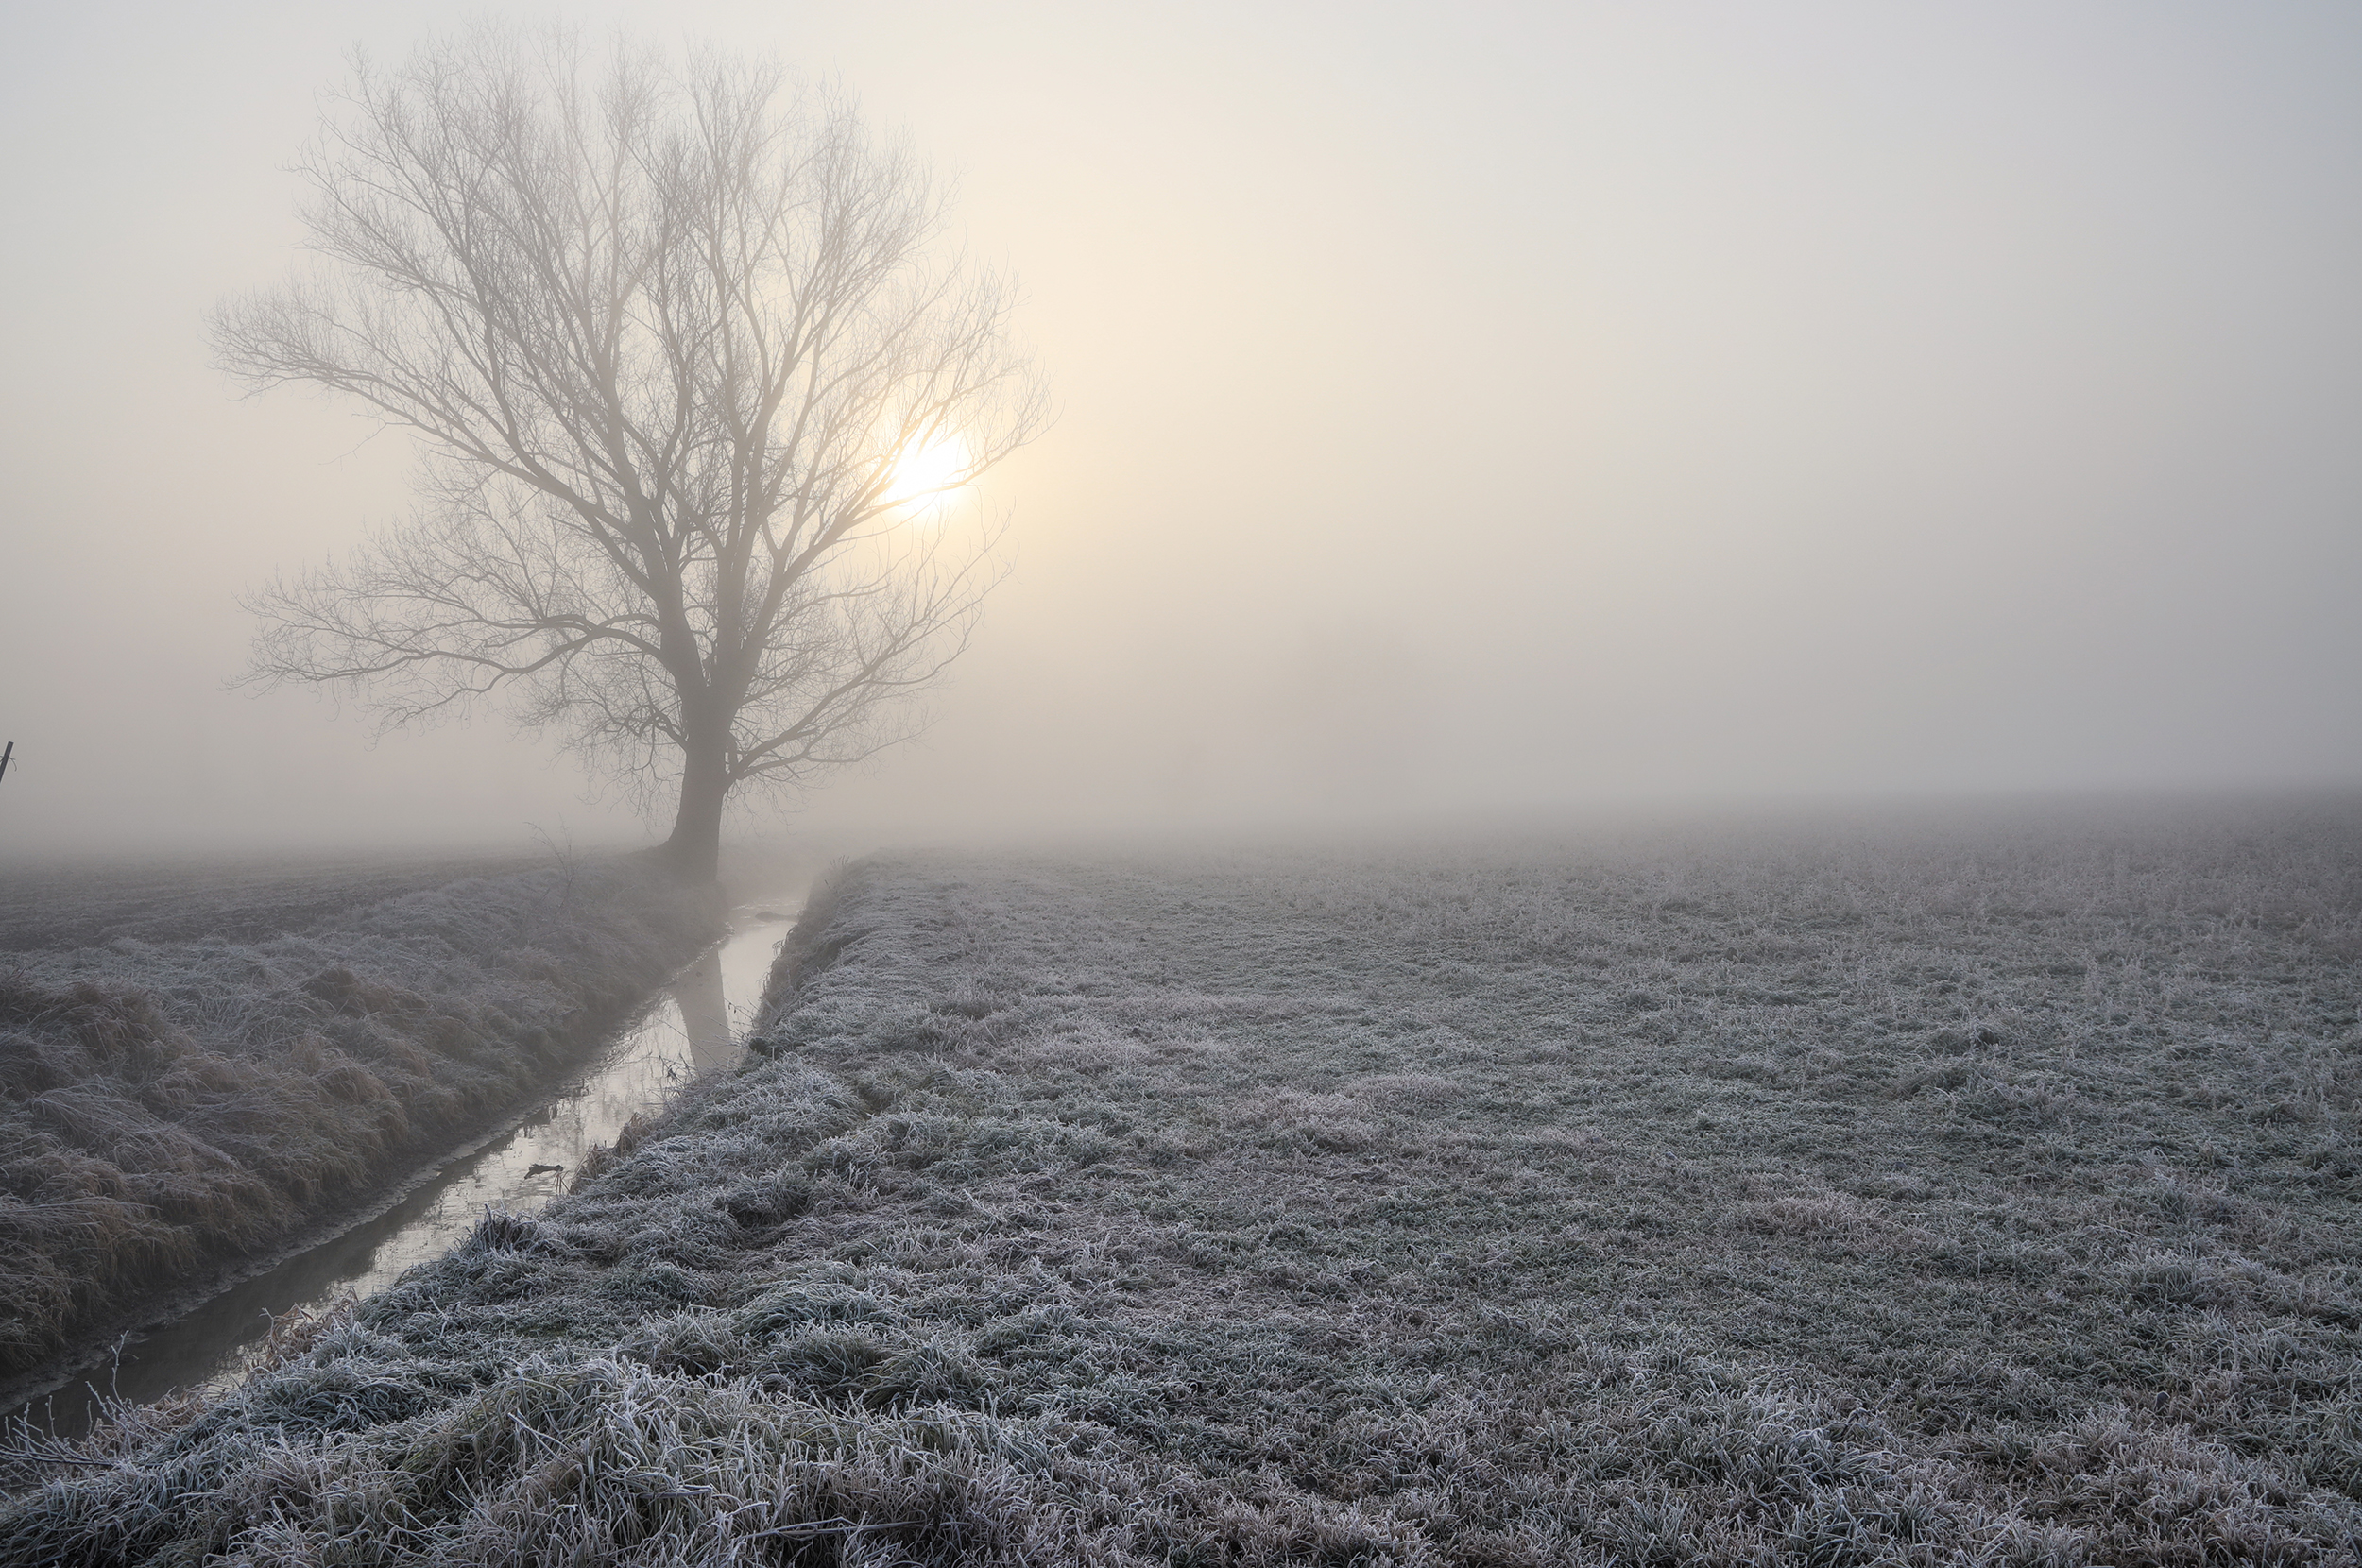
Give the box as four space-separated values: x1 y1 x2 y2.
0 854 719 1397
7 827 2362 1565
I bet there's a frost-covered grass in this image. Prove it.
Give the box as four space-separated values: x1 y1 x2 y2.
0 855 718 1388
0 848 549 953
7 804 2361 1564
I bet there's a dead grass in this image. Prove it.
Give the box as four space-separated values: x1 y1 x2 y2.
6 801 2361 1563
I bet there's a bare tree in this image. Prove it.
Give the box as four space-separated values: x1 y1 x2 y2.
219 35 1045 881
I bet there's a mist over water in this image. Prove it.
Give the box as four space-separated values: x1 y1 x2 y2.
4 1 2359 856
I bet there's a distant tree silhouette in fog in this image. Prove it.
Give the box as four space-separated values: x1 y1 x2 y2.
219 33 1044 881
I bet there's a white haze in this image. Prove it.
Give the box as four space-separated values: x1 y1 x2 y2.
3 1 2358 855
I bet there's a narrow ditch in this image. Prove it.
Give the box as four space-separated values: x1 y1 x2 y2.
12 891 806 1439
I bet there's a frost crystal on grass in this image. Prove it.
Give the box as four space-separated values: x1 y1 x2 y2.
7 809 2361 1564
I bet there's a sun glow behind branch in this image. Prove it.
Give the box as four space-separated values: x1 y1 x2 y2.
884 433 973 523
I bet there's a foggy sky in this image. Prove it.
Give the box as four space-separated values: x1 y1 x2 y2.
5 1 2359 854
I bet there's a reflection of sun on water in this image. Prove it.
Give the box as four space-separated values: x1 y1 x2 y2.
888 433 970 518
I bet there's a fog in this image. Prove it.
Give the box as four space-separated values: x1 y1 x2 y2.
5 1 2359 856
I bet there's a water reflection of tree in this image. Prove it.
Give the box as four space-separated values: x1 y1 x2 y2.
672 951 733 1077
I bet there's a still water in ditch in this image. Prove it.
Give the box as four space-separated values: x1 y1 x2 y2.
24 894 805 1433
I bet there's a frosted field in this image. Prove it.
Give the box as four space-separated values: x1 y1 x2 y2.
0 850 546 954
8 806 2360 1564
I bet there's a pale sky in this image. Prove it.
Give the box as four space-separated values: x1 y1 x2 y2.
4 1 2359 852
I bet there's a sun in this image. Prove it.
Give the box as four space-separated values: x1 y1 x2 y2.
887 433 971 513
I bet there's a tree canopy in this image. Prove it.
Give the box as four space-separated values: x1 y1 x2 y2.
220 35 1045 879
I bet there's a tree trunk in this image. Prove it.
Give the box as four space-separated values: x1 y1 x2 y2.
663 743 728 884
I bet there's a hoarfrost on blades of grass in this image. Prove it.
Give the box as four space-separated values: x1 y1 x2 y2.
9 804 2362 1564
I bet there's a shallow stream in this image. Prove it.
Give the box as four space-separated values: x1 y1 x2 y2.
17 893 803 1434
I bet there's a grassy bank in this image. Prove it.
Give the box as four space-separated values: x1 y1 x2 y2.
6 809 2360 1564
0 855 719 1389
0 849 549 954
